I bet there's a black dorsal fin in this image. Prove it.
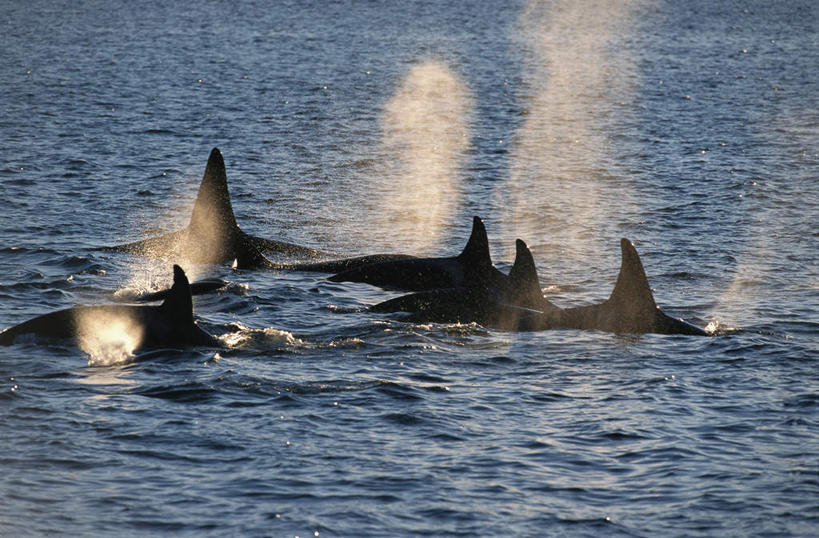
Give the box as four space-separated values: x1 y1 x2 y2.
457 216 492 267
189 148 239 234
161 265 194 324
508 239 543 304
508 239 558 311
606 239 658 319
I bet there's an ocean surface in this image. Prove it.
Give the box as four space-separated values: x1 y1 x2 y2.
1 0 817 536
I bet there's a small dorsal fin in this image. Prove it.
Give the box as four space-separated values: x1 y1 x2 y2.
508 240 541 296
457 216 492 267
161 265 194 324
189 148 239 234
606 239 658 317
508 239 558 311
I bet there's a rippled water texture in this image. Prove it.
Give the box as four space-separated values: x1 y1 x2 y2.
1 0 817 536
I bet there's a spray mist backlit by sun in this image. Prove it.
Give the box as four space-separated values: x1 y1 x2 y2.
502 0 644 268
119 163 215 291
373 60 473 253
76 309 144 367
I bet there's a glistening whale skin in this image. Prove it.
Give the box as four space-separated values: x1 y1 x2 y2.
326 217 508 292
269 253 417 274
104 148 321 269
0 265 220 348
373 238 708 336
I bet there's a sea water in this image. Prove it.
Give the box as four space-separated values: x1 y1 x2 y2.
1 0 817 536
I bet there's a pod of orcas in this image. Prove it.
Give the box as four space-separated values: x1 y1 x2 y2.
0 148 708 350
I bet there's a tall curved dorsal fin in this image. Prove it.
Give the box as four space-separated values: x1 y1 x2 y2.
161 265 194 325
606 238 657 317
457 216 492 267
189 148 239 234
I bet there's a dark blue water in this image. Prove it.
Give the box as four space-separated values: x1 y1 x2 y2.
2 1 817 536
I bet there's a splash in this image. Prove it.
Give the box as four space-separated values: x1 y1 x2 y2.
373 60 473 252
713 106 819 326
119 164 218 282
76 308 144 366
503 0 644 266
123 209 214 284
219 323 303 348
122 256 204 299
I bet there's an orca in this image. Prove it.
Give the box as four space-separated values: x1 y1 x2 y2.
116 277 227 303
370 238 559 328
269 253 417 274
373 238 707 336
554 239 707 335
326 216 508 291
0 265 220 348
105 148 322 269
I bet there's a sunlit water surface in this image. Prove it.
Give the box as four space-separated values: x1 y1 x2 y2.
1 1 817 536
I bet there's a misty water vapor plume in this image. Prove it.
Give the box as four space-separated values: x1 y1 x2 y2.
77 309 143 366
503 0 644 272
372 60 473 253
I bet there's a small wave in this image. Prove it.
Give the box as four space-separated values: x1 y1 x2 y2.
219 323 303 349
3 177 37 186
326 304 366 314
704 319 743 335
326 337 365 349
374 380 424 401
0 246 59 256
381 412 423 425
529 391 573 402
142 128 175 135
137 381 217 403
782 393 819 409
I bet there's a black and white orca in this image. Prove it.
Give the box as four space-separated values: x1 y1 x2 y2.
325 217 508 292
105 148 321 269
373 238 707 336
0 265 220 348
